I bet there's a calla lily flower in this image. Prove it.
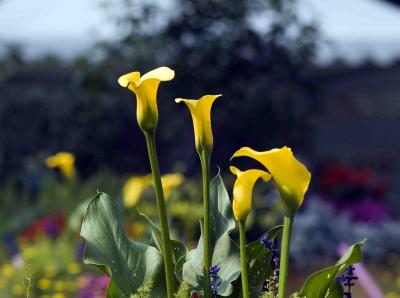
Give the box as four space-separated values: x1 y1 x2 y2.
161 173 184 199
232 146 311 215
123 173 184 207
175 94 221 156
118 67 175 132
230 166 271 222
45 151 76 178
123 175 153 207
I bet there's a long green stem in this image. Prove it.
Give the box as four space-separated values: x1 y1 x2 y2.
278 215 294 298
144 131 175 298
239 220 249 298
200 151 211 298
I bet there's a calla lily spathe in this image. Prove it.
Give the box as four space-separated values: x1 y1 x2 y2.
118 67 175 132
230 166 271 222
46 151 76 178
232 146 311 215
175 94 221 156
123 173 184 207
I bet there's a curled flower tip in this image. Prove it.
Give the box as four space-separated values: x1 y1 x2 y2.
117 67 175 132
230 166 271 222
231 146 311 215
175 94 221 156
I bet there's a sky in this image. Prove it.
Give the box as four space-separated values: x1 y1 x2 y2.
1 0 400 64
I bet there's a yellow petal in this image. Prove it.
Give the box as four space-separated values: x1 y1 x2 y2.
139 67 175 84
161 173 184 199
232 146 311 214
117 71 140 88
175 94 221 155
123 175 152 207
230 166 271 222
45 152 76 178
117 67 175 132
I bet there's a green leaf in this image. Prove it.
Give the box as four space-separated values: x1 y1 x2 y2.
80 192 166 297
69 198 91 232
182 173 241 296
139 211 187 265
246 225 282 297
229 225 282 298
290 240 366 298
325 280 344 298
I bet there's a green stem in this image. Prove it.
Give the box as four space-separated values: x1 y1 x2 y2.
144 131 175 298
200 151 211 298
239 220 249 298
278 215 294 298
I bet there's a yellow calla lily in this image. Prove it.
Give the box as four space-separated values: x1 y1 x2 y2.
230 166 271 222
123 175 152 207
161 173 184 199
232 146 311 215
175 94 221 156
118 67 175 132
123 173 184 207
45 152 76 179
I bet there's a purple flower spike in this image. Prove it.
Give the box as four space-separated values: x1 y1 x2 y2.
261 232 280 296
337 265 358 298
208 265 221 297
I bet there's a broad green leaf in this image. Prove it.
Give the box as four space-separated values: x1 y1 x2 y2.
230 225 282 298
69 198 91 232
325 280 344 298
106 279 125 298
247 225 282 297
290 240 366 298
80 192 166 297
139 212 187 265
182 173 241 296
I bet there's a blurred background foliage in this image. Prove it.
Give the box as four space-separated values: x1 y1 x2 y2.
1 0 400 297
0 0 319 179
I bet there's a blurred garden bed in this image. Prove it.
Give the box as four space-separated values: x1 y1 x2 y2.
0 160 399 297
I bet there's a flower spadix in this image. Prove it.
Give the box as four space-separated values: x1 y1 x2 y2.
118 67 175 132
232 146 311 215
175 94 221 156
230 166 271 222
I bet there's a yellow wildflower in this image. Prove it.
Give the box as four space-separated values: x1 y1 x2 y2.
230 166 271 222
175 94 221 156
232 146 311 215
118 67 175 132
12 284 24 295
52 293 66 298
53 281 65 292
66 262 81 275
22 247 37 259
44 266 57 277
1 264 14 277
38 278 51 290
45 152 76 178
